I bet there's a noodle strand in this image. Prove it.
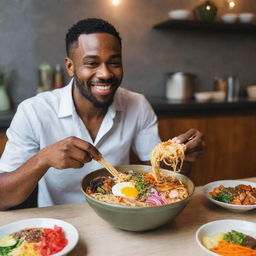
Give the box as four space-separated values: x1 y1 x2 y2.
151 140 185 182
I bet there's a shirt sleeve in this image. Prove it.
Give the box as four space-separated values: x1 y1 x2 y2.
132 95 161 161
0 101 39 173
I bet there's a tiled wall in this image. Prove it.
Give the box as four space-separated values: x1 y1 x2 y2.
1 0 256 106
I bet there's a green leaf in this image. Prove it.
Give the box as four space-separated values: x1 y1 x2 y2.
224 230 247 245
213 191 233 203
97 187 106 194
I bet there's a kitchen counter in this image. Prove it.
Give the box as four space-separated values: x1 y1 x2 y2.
0 177 255 256
148 97 256 113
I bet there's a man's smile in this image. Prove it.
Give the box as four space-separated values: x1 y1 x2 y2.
90 82 115 96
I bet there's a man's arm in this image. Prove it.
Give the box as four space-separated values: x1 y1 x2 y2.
0 136 101 210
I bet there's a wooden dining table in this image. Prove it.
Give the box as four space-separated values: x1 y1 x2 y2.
0 177 255 256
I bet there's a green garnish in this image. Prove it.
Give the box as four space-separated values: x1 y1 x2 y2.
131 173 153 195
213 191 233 203
224 230 247 245
126 174 132 180
96 187 105 194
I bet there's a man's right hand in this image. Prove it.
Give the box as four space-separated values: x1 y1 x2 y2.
37 136 102 170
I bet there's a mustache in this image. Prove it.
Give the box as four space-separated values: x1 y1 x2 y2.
90 78 117 85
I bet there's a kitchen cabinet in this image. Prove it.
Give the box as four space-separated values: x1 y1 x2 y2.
153 19 256 34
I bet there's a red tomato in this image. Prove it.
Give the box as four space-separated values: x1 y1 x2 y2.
35 225 68 256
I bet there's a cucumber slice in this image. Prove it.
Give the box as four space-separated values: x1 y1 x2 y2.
0 235 17 247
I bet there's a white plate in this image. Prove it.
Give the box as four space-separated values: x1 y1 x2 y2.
196 219 256 256
0 218 79 256
203 180 256 212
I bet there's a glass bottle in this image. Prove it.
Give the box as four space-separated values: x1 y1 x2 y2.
37 62 53 93
53 64 64 89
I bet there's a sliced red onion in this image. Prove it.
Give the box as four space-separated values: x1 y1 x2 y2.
145 188 167 206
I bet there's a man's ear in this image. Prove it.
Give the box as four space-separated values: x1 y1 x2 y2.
65 57 74 77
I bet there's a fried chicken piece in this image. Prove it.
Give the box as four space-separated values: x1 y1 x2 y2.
209 185 224 197
243 191 256 205
231 191 247 205
237 184 253 191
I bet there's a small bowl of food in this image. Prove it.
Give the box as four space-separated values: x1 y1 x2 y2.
168 9 193 20
196 219 256 256
81 164 194 231
203 180 256 212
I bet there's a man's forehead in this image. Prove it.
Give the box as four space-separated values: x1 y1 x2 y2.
78 33 120 47
69 33 121 59
74 33 121 55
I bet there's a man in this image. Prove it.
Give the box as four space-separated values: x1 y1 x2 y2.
0 18 204 210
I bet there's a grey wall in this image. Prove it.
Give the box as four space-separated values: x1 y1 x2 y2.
1 0 256 106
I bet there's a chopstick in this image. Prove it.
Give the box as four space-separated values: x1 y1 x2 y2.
98 157 120 178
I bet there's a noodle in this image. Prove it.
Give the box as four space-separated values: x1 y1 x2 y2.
151 140 185 182
86 140 188 207
87 170 189 207
90 193 147 207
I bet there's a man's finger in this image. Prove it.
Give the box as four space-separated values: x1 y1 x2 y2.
172 128 201 144
71 137 102 160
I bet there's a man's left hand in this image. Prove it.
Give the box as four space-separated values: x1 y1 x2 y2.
172 128 205 162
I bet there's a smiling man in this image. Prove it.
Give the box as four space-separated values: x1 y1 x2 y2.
0 18 204 210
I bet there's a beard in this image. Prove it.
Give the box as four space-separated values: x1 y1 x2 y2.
74 74 119 109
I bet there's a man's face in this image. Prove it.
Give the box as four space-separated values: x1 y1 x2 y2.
66 33 123 108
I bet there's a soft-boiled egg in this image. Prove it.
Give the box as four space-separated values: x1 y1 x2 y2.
112 182 139 198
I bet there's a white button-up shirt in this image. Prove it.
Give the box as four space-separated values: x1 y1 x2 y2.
0 80 161 207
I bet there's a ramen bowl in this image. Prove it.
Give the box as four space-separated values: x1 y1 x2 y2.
81 165 194 231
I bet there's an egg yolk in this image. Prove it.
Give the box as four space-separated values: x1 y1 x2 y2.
121 187 139 198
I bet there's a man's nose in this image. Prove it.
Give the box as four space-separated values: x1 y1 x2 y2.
97 64 113 79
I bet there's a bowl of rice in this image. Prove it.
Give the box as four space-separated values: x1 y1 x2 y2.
81 164 194 231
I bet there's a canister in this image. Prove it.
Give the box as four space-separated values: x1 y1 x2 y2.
166 72 196 100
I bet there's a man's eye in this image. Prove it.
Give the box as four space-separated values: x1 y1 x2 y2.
85 62 98 67
110 62 121 67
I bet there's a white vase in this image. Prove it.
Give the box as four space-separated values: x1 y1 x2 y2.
0 85 10 111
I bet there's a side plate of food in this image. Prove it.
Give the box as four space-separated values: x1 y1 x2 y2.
196 219 256 256
203 180 256 212
0 218 78 256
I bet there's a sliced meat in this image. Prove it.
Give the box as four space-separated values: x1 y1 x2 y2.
242 235 256 249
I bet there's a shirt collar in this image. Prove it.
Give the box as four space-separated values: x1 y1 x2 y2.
108 89 124 117
58 79 74 118
58 79 124 119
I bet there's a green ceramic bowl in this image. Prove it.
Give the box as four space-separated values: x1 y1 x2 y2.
81 165 194 231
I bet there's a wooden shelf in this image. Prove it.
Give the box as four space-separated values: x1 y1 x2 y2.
153 20 256 33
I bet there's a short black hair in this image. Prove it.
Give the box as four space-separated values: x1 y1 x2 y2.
65 18 122 56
